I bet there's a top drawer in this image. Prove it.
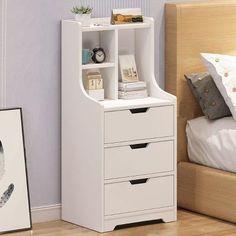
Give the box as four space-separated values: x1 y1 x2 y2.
105 106 174 143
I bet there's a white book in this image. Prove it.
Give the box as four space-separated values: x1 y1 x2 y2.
118 81 147 91
86 89 104 101
118 89 148 99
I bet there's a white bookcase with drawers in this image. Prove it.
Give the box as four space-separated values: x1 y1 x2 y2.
61 17 177 232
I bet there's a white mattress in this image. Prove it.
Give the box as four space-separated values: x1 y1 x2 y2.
186 116 236 173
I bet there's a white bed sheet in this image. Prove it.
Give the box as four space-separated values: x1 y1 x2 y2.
186 116 236 173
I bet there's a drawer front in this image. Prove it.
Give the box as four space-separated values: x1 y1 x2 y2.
105 141 174 179
104 106 174 143
105 176 174 215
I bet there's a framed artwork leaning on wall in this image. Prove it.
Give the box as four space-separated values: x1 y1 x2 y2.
0 108 31 234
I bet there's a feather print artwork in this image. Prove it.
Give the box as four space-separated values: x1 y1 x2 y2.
0 140 14 208
0 184 14 208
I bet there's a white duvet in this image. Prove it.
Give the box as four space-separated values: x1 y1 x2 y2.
186 116 236 173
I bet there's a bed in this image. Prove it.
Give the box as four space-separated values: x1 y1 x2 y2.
165 1 236 223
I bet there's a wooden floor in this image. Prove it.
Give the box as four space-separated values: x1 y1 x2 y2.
7 210 236 236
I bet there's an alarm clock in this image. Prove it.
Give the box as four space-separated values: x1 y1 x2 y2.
92 47 106 63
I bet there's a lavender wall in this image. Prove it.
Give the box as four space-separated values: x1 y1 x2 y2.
0 0 196 208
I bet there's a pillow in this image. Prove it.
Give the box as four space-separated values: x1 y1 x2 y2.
201 53 236 120
185 72 231 119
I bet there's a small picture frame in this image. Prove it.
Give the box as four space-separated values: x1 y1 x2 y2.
119 55 139 82
0 108 32 234
111 8 143 25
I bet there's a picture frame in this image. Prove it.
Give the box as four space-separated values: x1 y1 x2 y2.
0 108 32 234
119 55 139 82
111 8 143 25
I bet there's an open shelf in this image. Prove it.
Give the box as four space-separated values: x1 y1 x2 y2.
82 62 115 70
62 17 167 103
81 23 154 102
83 67 117 100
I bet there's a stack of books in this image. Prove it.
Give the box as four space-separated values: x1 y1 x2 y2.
118 81 148 99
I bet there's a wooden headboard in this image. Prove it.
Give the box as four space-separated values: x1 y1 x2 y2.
165 1 236 162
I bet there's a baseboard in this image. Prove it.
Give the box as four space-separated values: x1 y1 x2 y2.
31 204 61 223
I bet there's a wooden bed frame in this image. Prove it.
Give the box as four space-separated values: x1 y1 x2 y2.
165 1 236 223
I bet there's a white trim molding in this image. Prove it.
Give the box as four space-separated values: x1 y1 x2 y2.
0 0 7 108
31 204 61 224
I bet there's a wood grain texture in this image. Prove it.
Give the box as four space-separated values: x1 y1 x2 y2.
165 0 236 162
178 162 236 224
6 210 236 236
165 0 236 224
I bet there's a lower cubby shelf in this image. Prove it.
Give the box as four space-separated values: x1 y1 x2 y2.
83 67 117 101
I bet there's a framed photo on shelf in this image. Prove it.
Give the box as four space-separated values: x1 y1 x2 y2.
111 8 143 25
119 55 139 82
0 108 31 234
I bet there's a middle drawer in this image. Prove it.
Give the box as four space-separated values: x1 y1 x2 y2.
105 140 174 179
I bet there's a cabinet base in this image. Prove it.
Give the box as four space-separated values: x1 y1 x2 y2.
103 209 176 232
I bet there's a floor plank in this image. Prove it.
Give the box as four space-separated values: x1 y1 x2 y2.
5 210 236 236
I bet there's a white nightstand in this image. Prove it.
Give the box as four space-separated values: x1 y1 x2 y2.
61 17 177 232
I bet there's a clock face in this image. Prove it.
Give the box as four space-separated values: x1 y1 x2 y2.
95 50 105 63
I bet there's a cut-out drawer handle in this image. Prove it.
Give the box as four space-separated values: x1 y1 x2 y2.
130 178 149 185
129 107 149 114
130 143 149 149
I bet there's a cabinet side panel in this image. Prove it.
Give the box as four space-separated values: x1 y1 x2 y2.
61 21 104 232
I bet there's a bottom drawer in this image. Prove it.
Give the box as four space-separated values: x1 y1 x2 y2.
105 175 174 215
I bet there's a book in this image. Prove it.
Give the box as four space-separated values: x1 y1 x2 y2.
86 89 104 101
119 55 139 82
111 8 143 25
118 81 147 91
118 89 148 99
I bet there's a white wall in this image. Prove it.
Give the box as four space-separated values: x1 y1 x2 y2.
0 0 196 208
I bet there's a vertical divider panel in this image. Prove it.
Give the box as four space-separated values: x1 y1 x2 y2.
100 30 116 63
100 30 118 100
114 30 119 100
135 28 152 90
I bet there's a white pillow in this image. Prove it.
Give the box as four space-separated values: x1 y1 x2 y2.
201 53 236 120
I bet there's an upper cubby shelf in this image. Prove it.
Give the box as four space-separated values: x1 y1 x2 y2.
82 62 115 70
65 17 152 32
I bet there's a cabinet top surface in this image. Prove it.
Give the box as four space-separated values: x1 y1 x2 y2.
100 97 174 111
63 17 153 32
